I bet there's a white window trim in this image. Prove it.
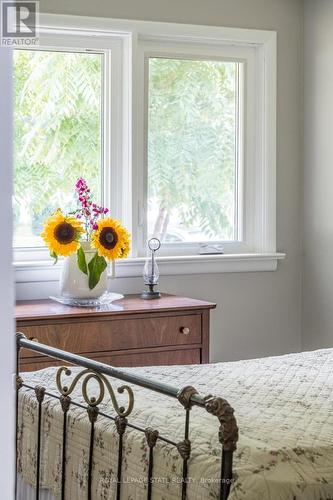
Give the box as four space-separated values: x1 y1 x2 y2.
136 42 256 257
14 14 284 287
13 29 128 260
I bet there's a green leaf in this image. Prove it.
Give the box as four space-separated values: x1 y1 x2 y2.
50 251 58 265
77 246 88 275
88 252 107 289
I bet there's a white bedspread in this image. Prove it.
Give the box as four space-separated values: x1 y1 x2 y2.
17 349 333 499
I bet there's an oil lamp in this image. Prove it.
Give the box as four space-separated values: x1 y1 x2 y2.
141 238 161 299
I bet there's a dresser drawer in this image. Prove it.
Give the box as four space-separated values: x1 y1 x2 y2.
102 348 201 367
20 348 201 371
19 314 202 359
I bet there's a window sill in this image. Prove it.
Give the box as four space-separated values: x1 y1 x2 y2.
14 252 286 283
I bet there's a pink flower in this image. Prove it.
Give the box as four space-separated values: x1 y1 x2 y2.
74 178 111 236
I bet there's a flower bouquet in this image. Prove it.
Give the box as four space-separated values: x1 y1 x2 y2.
41 178 130 299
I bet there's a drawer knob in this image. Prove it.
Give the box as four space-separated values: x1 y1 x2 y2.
180 326 190 335
29 337 39 343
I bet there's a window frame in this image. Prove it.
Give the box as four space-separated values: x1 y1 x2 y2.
136 42 254 257
13 15 283 288
13 31 128 263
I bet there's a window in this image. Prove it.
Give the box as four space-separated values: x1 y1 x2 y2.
13 49 103 249
147 57 240 246
134 38 267 258
13 18 279 279
13 32 124 263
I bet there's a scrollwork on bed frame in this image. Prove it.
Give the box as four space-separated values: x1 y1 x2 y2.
56 366 134 417
15 332 238 500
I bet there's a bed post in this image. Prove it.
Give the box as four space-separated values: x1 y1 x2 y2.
35 385 46 500
145 427 159 500
115 415 127 500
205 396 238 500
177 386 199 500
87 405 99 500
60 395 71 500
15 332 25 500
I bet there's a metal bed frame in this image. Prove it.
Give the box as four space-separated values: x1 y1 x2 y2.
16 332 239 500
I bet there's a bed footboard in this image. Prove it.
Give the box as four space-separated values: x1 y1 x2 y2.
16 332 238 500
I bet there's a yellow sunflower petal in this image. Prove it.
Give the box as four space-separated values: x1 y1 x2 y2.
41 211 84 257
91 217 131 261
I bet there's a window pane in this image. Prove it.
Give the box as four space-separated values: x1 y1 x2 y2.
13 49 103 248
147 57 239 243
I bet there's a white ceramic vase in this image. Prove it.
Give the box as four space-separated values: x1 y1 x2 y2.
59 242 107 299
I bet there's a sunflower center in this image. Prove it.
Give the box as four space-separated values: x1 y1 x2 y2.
54 222 76 245
99 227 118 249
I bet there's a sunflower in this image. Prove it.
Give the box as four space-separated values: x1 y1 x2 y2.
91 217 130 261
41 210 84 257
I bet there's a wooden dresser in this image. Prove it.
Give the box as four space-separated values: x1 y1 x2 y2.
16 295 216 371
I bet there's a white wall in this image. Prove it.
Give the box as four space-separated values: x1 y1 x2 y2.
302 0 333 350
0 47 15 498
26 0 304 362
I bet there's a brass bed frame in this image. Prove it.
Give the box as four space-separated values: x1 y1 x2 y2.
16 332 239 500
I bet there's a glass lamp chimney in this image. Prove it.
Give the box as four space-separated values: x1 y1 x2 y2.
143 248 159 285
141 238 161 299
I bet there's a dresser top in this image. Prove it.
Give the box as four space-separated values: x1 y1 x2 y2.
16 294 216 321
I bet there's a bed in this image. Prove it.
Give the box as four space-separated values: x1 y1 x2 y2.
16 333 333 500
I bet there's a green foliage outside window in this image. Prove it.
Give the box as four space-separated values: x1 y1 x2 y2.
13 50 102 246
148 57 237 242
13 50 238 248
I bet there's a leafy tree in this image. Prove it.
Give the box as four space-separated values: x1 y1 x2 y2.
13 51 237 246
148 58 237 241
13 50 102 244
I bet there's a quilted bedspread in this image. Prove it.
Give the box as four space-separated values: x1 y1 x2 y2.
17 349 333 499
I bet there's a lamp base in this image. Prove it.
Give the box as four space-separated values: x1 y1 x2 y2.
140 284 161 300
